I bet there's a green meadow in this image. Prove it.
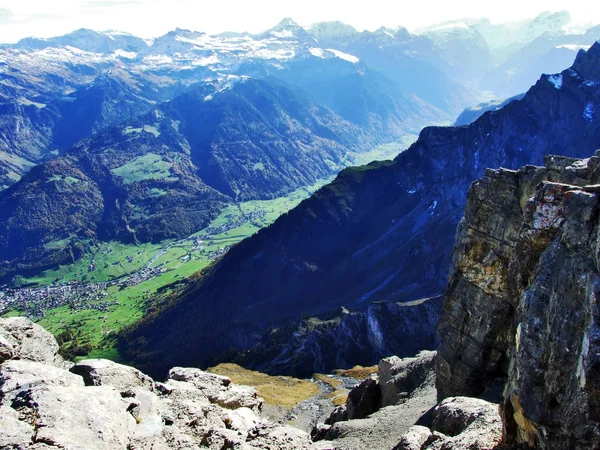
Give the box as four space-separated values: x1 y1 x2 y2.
4 139 410 361
9 178 334 360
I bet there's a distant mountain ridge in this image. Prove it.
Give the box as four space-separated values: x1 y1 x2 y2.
1 15 599 286
121 42 600 377
2 13 599 191
0 18 472 190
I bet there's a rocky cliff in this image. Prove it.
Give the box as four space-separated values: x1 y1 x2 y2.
437 153 600 448
1 317 502 450
233 297 441 378
0 317 314 449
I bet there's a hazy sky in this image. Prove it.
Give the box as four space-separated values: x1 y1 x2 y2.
1 0 600 43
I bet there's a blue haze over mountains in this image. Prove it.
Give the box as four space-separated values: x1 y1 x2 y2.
1 11 600 373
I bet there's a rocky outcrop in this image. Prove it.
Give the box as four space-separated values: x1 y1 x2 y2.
394 397 502 450
345 377 381 420
71 358 155 390
437 153 600 448
200 298 441 379
0 317 313 449
379 351 436 407
0 317 66 367
314 351 437 450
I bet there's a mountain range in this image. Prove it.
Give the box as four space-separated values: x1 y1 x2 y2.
3 12 600 191
0 76 397 281
2 13 600 372
120 42 600 377
0 20 464 190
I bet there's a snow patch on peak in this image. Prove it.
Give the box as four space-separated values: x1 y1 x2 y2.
547 74 563 89
327 49 359 63
584 103 595 122
556 44 590 51
102 30 133 37
309 48 325 58
192 54 220 66
113 49 137 59
270 30 294 39
204 74 252 102
309 47 358 63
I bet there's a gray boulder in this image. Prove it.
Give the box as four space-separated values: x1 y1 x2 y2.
168 367 263 412
431 397 500 438
427 397 502 450
0 317 64 367
392 397 502 450
168 366 231 387
392 425 432 450
71 358 155 390
0 359 83 403
245 422 314 450
379 351 436 407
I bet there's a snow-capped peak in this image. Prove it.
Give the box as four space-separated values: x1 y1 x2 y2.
272 18 300 30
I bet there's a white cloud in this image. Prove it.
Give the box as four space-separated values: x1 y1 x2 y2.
1 0 599 43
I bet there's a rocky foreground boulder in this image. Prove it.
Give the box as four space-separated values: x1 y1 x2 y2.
394 397 502 450
0 317 313 449
313 350 502 450
437 152 600 449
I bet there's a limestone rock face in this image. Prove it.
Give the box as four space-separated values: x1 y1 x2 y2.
167 367 263 412
20 385 137 449
0 317 65 367
436 153 600 448
1 359 84 402
71 358 155 390
0 317 312 449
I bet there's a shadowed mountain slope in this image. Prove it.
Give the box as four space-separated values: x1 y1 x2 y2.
122 43 600 378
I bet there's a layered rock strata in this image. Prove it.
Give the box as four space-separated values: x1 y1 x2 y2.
437 152 600 448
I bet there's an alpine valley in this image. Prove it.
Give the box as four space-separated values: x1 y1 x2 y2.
4 6 600 450
1 8 600 408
